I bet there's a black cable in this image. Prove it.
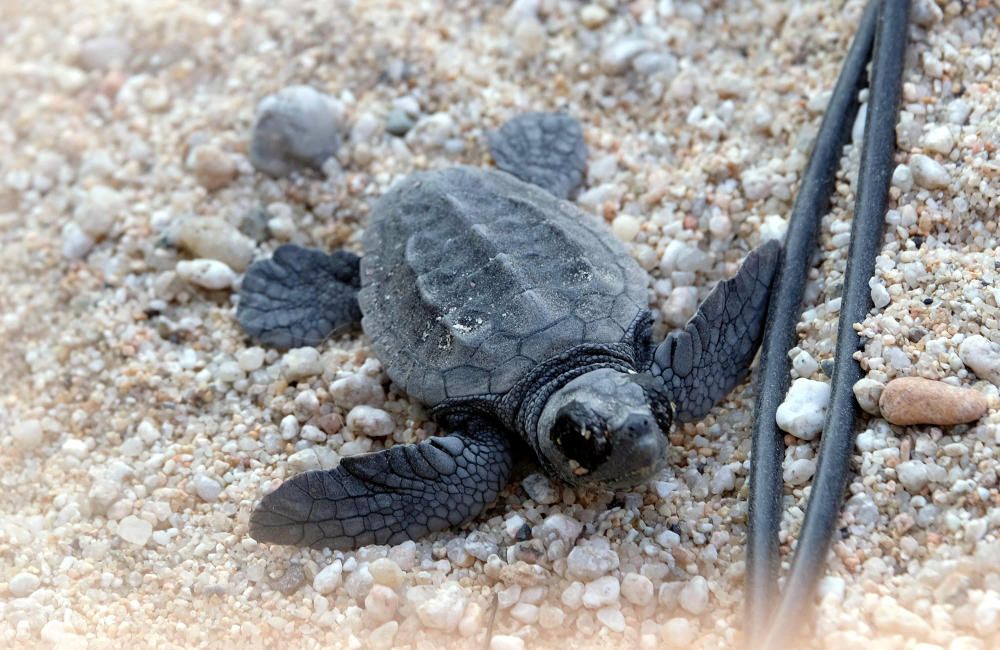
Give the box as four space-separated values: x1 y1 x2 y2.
744 1 879 646
760 1 910 646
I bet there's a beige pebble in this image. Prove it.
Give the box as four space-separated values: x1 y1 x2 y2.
191 145 237 191
878 377 987 426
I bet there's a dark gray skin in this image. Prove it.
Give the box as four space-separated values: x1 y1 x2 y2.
239 113 781 550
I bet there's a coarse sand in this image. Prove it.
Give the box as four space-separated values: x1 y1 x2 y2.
0 1 998 649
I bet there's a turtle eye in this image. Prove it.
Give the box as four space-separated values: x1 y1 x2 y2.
551 404 610 471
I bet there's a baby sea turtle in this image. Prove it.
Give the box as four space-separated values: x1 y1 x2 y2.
240 112 780 549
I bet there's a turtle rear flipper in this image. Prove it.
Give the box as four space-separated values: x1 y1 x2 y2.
651 240 781 422
237 244 361 350
489 112 587 200
249 418 512 549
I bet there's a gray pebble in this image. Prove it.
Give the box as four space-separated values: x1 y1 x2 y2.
386 108 415 136
250 85 341 177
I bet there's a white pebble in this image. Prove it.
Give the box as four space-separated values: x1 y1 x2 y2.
313 560 343 594
61 222 96 259
922 125 954 155
852 378 884 415
369 558 404 589
176 259 237 290
896 460 929 492
958 335 1000 386
118 515 153 546
612 215 640 242
776 378 831 440
678 576 709 615
582 576 620 608
601 37 653 74
791 350 819 378
11 419 44 450
330 374 385 408
346 405 395 438
870 281 891 309
891 164 913 192
909 154 949 189
783 458 816 486
510 602 539 624
238 347 265 372
365 584 400 623
663 286 698 327
538 514 583 542
621 573 654 606
9 572 41 597
193 473 223 502
415 581 466 631
566 543 620 581
662 618 696 645
287 446 339 473
282 347 323 381
580 4 609 29
490 636 525 650
172 217 255 272
61 438 88 459
596 606 626 632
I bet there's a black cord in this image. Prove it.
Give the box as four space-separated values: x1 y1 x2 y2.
759 1 910 646
744 1 879 646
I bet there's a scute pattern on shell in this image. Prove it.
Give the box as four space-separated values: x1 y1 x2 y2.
359 166 647 406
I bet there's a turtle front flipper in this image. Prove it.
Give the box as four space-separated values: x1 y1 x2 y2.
237 244 361 350
249 417 512 549
488 112 587 199
651 240 781 422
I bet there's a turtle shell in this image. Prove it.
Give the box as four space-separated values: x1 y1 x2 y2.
359 166 648 407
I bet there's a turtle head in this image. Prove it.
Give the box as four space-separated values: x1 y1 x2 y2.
536 368 672 487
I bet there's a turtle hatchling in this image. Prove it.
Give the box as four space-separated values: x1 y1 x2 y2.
239 111 781 549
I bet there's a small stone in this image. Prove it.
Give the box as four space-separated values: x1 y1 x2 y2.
566 543 620 581
580 5 609 28
879 377 987 426
369 558 404 589
385 108 415 136
282 347 323 381
909 154 949 190
870 281 891 308
9 572 41 597
61 438 88 459
239 207 271 242
313 560 343 594
171 217 255 272
896 460 929 492
490 636 525 650
791 350 819 377
11 419 44 450
621 573 654 606
776 378 831 440
415 581 466 631
891 164 914 192
61 222 96 259
663 286 698 327
250 85 341 177
238 347 265 372
783 458 816 486
512 18 546 57
368 621 398 650
287 446 339 473
406 112 456 149
539 604 566 629
958 335 1000 386
346 405 395 438
521 473 558 504
78 35 131 70
612 215 640 242
510 602 539 624
192 473 223 502
330 374 385 408
537 513 583 542
75 185 123 239
922 126 954 155
678 576 709 615
601 37 653 74
273 565 305 595
596 606 626 632
365 584 400 624
118 515 153 546
911 0 943 27
873 599 932 638
661 618 696 646
190 145 237 191
852 378 884 415
582 576 620 609
176 259 237 290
